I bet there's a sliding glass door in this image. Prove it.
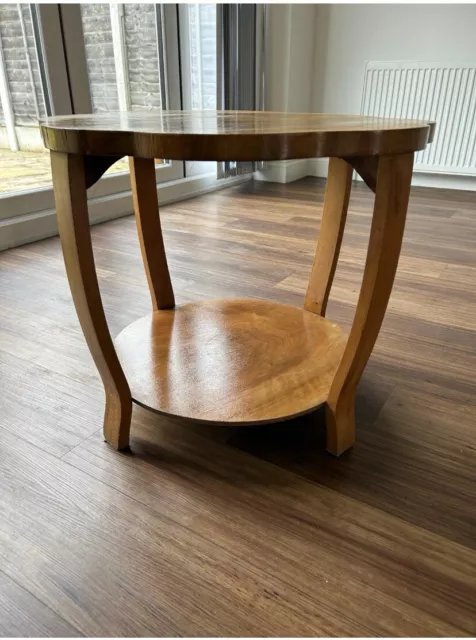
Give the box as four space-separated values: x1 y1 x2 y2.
0 4 52 198
0 3 184 233
0 4 253 251
76 3 183 187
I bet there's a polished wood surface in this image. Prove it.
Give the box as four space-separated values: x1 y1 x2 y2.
40 110 435 160
115 299 347 424
345 156 379 192
45 112 433 454
1 179 476 635
326 152 414 454
305 157 352 316
45 111 434 453
117 152 417 455
129 156 175 311
51 151 131 449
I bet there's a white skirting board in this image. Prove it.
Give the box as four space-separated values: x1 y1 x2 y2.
254 159 310 184
255 158 476 190
307 159 476 191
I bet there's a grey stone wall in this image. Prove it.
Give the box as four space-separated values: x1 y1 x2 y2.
0 3 46 126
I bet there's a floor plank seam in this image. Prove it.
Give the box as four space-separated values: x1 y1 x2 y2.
0 569 84 637
58 427 103 460
1 177 475 635
60 446 379 636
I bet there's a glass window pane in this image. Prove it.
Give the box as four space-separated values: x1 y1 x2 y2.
0 3 51 195
181 4 217 176
80 3 166 174
188 4 216 110
80 4 119 113
123 4 162 110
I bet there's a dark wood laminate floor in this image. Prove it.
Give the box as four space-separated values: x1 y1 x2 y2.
1 177 475 637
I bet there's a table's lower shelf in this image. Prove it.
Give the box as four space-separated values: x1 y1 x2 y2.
114 298 347 425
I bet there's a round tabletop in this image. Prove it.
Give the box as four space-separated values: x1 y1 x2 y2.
40 110 435 161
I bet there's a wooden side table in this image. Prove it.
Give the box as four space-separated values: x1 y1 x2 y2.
41 111 434 456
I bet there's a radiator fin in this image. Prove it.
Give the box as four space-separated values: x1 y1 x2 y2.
362 62 476 175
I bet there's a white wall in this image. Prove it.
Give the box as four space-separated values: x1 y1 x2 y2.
308 4 476 188
261 4 476 188
256 4 317 183
313 4 476 115
265 4 316 113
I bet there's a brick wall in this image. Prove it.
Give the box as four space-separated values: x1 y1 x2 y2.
0 3 165 121
1 3 217 146
124 4 162 109
80 4 119 113
0 3 46 126
81 3 162 112
189 4 216 110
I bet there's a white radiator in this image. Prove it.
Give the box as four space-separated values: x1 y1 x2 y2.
361 61 476 176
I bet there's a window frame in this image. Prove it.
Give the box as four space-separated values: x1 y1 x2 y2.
0 3 184 216
62 3 184 186
0 3 251 250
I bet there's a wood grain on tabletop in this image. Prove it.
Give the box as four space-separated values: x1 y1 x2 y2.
40 110 435 160
0 177 475 636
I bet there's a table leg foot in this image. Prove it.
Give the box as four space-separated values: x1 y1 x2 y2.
325 397 355 456
324 152 414 454
51 150 133 452
103 393 132 450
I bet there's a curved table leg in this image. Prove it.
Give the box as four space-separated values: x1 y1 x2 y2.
305 157 353 316
326 152 414 455
51 151 132 450
130 157 175 310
